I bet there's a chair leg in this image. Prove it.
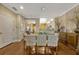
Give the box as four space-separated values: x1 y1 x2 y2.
54 52 56 55
54 47 58 55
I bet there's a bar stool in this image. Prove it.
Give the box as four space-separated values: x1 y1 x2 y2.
24 35 37 55
36 34 47 55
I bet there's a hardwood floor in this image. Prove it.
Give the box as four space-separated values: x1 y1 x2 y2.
0 40 77 55
0 40 25 55
56 42 76 55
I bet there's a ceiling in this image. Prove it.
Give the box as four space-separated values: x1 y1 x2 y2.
3 3 77 19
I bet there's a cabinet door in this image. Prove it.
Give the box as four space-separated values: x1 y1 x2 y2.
67 33 77 48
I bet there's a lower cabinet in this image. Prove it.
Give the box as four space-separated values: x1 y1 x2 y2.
59 32 78 49
67 33 78 49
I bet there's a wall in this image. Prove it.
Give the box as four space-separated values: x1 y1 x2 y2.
40 23 46 31
54 5 79 33
16 15 25 41
0 4 25 48
54 4 79 49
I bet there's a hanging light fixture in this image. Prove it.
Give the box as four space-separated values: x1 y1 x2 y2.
41 7 45 11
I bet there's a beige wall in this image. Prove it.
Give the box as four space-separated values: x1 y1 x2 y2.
0 4 25 48
54 4 79 49
54 5 79 33
16 15 25 41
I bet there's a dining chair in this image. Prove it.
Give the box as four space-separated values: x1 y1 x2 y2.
36 34 47 55
47 33 59 55
24 35 37 55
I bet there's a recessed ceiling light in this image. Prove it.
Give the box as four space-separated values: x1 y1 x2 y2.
20 5 24 9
